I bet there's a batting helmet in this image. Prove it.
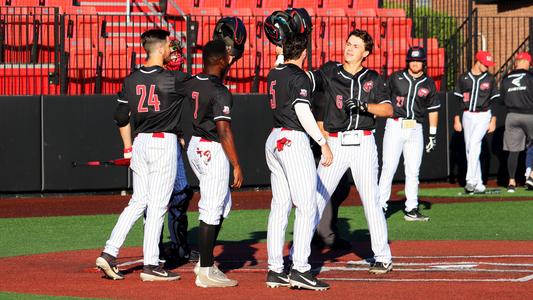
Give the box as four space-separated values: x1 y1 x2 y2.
264 10 292 47
166 37 186 71
213 17 247 60
406 46 427 62
286 8 312 36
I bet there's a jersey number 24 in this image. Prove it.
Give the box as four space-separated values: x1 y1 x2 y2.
136 84 160 112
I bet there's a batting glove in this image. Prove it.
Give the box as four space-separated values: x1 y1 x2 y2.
344 98 368 113
356 99 368 112
425 135 436 153
123 147 133 159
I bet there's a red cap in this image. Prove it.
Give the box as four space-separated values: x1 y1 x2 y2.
475 51 496 67
516 52 532 63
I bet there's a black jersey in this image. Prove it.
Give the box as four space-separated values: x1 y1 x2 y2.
309 62 391 132
387 70 440 123
267 63 312 132
177 73 233 142
454 71 500 113
116 65 189 135
500 69 533 114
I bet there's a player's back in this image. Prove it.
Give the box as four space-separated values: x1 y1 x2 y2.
267 63 311 131
122 66 188 134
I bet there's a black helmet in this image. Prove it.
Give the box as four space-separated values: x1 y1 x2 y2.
406 46 427 62
213 17 247 59
264 10 292 47
286 8 312 36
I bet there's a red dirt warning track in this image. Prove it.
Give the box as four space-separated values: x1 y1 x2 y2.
1 241 532 299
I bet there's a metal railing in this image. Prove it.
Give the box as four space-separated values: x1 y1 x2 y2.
1 6 532 96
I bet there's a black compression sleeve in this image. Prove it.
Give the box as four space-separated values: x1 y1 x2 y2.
508 151 520 179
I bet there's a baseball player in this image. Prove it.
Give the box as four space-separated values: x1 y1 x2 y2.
96 29 187 281
500 52 533 192
265 33 333 291
178 39 243 288
454 50 500 194
526 144 533 190
308 29 393 274
377 46 440 221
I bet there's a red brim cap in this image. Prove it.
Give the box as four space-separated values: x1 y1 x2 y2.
516 52 532 63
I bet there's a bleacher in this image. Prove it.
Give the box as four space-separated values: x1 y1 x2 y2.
0 0 446 95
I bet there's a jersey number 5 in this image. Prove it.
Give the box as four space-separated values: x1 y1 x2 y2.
269 80 276 109
136 84 160 112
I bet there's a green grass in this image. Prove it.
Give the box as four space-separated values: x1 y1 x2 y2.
1 201 533 258
0 292 100 299
399 187 533 198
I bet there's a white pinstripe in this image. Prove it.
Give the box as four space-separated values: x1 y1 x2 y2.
462 111 492 188
186 136 231 225
266 128 318 273
378 118 424 211
316 132 392 263
104 133 177 266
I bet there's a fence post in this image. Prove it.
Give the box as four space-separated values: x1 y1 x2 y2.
0 19 5 63
59 14 68 94
422 16 428 49
466 7 473 70
185 15 193 74
529 18 533 52
473 10 478 54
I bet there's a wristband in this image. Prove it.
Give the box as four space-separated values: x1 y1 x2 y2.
429 127 437 135
124 147 132 154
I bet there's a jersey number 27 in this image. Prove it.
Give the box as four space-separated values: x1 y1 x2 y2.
136 84 160 112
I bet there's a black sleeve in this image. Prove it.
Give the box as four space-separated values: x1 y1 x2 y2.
114 82 130 127
307 69 324 93
369 75 390 104
427 80 441 112
489 76 500 102
454 76 465 116
312 90 326 121
212 87 233 122
175 75 192 97
500 76 507 105
290 73 312 107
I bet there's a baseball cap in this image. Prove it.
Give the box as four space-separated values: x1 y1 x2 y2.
475 51 495 67
515 52 532 63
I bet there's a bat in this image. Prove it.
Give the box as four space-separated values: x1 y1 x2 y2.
72 158 130 167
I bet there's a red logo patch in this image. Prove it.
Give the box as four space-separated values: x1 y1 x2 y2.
480 82 490 91
463 92 470 102
336 95 343 109
417 88 429 97
363 81 374 93
396 96 405 107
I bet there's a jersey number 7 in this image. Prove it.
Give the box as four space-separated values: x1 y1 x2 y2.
136 84 160 112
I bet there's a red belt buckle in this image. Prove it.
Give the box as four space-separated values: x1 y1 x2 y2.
393 118 400 121
281 127 292 131
363 130 372 136
152 132 165 138
329 132 339 137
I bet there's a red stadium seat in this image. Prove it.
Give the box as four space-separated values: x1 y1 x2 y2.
223 0 261 8
357 0 378 10
319 0 357 9
364 53 384 72
7 0 41 6
377 8 406 17
288 0 318 9
46 0 72 8
384 37 410 55
383 18 412 40
427 47 445 77
317 8 346 17
221 7 253 16
386 53 406 75
253 6 283 16
345 8 377 17
412 37 439 54
0 64 59 95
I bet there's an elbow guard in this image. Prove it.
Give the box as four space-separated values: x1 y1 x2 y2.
114 104 130 127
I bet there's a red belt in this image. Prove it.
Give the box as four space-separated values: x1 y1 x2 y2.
152 132 165 138
200 137 212 142
329 130 372 137
464 109 488 113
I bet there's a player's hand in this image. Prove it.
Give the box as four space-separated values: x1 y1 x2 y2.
425 135 437 153
453 119 462 132
487 118 496 133
179 138 186 148
123 147 132 159
320 144 333 167
231 166 243 189
344 98 357 112
275 46 283 55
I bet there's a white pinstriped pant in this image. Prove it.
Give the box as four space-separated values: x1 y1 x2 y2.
378 118 424 211
316 132 392 263
462 111 491 187
266 128 318 273
187 136 231 226
104 132 177 266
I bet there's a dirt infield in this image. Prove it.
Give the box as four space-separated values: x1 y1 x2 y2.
1 241 532 299
1 181 532 218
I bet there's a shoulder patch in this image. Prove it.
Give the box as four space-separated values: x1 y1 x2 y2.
363 80 374 93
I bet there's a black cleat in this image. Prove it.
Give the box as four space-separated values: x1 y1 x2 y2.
289 270 329 291
404 208 430 222
369 261 393 274
507 184 516 193
525 177 533 190
140 265 180 282
265 270 290 288
95 252 125 280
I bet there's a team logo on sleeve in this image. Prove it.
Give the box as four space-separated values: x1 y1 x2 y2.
480 82 490 91
417 88 429 97
463 92 470 102
336 95 343 109
300 89 308 97
396 96 405 107
363 81 374 93
223 106 230 115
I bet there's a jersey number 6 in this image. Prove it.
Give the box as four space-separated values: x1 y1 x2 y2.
136 84 160 112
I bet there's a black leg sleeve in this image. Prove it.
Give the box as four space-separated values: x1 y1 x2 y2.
508 151 520 180
198 221 217 267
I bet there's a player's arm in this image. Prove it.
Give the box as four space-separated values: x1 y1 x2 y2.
114 88 133 158
425 81 441 153
213 89 243 188
216 121 243 188
453 77 464 132
274 46 284 67
292 75 332 166
487 77 499 133
366 75 393 117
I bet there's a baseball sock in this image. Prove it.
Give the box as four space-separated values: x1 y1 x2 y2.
198 221 216 267
508 151 519 180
